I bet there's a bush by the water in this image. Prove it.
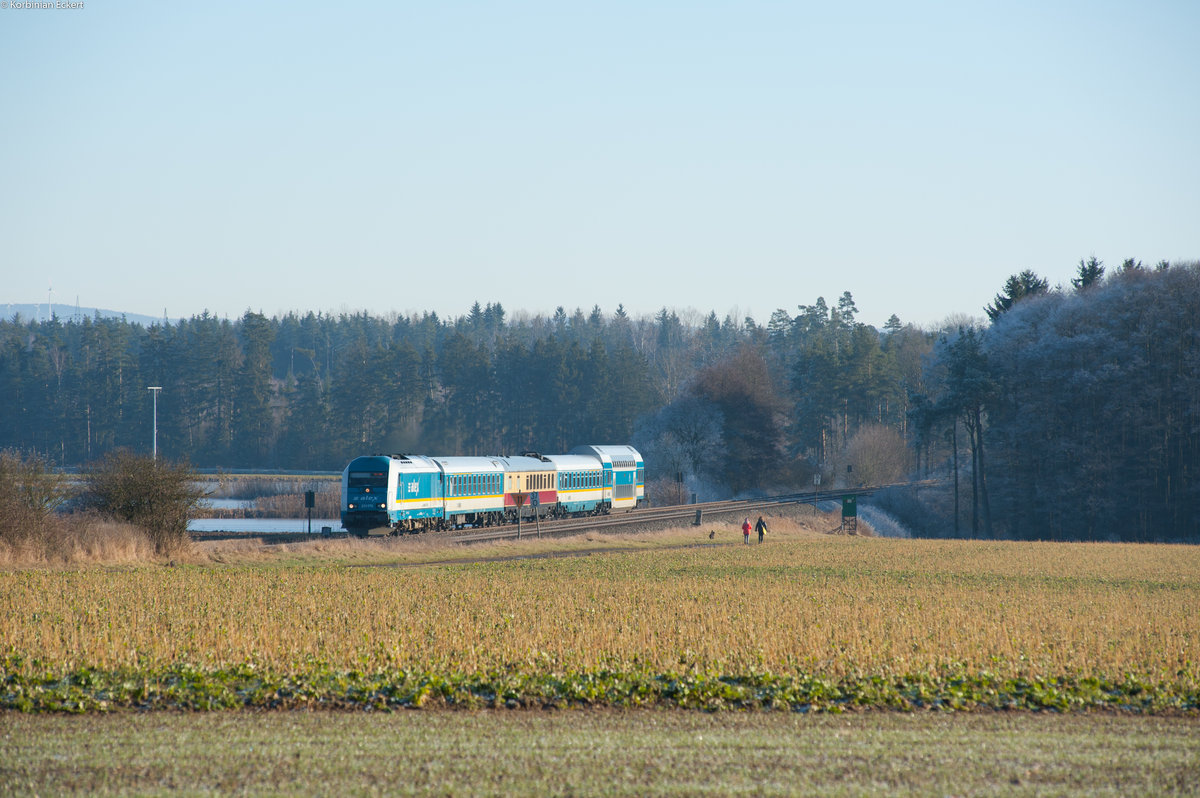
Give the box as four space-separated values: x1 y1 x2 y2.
79 451 207 557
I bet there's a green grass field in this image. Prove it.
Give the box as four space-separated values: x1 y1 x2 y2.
3 711 1197 796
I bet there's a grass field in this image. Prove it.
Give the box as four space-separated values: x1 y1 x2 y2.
3 711 1197 796
2 511 1198 793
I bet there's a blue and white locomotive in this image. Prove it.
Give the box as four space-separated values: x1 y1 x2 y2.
341 444 645 536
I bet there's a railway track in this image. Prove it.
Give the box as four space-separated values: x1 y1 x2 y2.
448 485 891 544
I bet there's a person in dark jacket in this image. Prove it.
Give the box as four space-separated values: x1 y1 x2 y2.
755 516 767 543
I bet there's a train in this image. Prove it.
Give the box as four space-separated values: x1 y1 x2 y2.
340 445 645 536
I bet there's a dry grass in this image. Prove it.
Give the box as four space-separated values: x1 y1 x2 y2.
0 514 157 568
194 509 838 566
252 490 341 518
3 510 1197 685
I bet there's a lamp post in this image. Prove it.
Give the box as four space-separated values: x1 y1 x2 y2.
148 386 162 459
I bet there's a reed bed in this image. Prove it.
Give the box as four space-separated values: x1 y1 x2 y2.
3 533 1197 685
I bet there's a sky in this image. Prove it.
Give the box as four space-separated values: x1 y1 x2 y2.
2 1 1197 330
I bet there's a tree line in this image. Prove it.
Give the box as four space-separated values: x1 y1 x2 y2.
3 258 1197 542
901 258 1200 542
0 298 930 486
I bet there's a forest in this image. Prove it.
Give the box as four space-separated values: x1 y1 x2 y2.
2 259 1197 542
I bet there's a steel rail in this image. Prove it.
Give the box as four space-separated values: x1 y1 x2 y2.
447 483 928 544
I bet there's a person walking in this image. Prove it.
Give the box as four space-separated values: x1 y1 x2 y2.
755 515 767 543
742 517 751 544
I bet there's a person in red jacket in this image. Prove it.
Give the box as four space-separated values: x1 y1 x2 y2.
742 517 751 544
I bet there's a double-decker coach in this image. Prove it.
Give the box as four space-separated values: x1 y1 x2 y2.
571 444 645 510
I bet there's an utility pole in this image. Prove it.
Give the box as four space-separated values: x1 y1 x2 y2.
148 386 162 459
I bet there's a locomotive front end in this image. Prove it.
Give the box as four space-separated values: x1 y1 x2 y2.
341 455 393 536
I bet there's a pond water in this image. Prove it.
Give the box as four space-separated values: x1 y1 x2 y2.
188 518 344 534
201 498 256 510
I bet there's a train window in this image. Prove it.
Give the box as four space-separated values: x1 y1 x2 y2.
349 471 387 488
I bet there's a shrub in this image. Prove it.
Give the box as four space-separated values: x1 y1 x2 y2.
80 451 207 556
0 450 71 559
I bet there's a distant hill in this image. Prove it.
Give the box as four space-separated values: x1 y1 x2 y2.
3 303 166 327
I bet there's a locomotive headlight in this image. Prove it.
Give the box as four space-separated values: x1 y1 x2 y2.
378 502 386 509
348 503 356 509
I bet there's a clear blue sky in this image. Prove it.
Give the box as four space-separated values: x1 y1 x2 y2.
2 1 1197 328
